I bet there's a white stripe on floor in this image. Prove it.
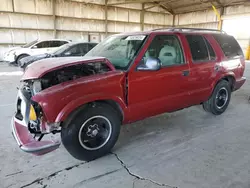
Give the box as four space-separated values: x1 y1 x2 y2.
0 71 23 76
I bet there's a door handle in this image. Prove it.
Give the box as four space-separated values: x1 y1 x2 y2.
182 70 190 76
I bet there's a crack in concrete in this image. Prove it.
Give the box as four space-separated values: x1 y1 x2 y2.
73 168 122 187
20 162 86 188
5 170 23 177
111 152 177 188
132 178 137 188
20 152 177 188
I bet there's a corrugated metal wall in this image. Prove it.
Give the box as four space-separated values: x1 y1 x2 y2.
1 0 250 58
0 0 172 46
174 9 219 29
0 0 173 59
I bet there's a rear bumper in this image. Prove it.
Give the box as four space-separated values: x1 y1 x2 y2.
234 77 246 91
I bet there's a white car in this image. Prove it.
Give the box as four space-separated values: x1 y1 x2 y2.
3 39 70 65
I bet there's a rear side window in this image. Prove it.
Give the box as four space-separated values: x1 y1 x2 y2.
204 38 216 60
213 34 243 58
186 35 209 62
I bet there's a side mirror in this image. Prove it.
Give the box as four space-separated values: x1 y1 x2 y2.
32 45 37 49
137 57 161 71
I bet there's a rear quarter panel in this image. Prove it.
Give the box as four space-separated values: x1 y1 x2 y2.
209 35 245 93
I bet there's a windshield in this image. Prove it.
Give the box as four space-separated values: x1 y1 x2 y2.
52 43 72 55
85 35 147 70
23 40 38 48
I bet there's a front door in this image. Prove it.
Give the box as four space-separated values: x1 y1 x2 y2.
30 41 51 55
127 34 192 122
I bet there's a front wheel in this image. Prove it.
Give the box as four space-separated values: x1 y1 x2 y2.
203 80 231 115
16 54 29 66
61 103 121 161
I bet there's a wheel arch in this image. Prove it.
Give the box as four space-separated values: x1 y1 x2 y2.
206 73 235 102
96 100 124 122
221 75 235 91
214 73 235 92
15 53 30 61
57 97 126 127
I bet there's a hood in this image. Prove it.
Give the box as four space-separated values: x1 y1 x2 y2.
22 56 114 80
4 47 22 54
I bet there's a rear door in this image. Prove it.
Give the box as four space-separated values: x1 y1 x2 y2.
127 34 192 121
184 34 220 104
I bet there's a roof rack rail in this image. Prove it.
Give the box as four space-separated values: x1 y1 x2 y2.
152 27 226 34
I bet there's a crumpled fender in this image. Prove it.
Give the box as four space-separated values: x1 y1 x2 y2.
55 93 128 123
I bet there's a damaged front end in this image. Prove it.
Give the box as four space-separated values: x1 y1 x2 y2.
11 80 61 155
11 60 113 155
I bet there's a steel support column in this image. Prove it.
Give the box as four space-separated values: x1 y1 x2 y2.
140 3 145 31
53 0 57 38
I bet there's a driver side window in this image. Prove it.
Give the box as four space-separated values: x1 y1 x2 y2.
144 35 184 67
64 45 81 56
35 41 50 49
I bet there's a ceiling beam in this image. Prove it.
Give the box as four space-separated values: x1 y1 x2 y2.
173 1 212 12
107 0 166 6
214 0 222 6
154 1 174 14
144 4 158 10
174 0 249 14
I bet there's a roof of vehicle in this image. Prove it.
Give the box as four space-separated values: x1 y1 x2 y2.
66 42 98 45
22 56 105 80
37 39 70 41
114 27 228 36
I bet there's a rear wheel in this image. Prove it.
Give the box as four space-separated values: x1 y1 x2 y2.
203 80 231 115
61 103 121 161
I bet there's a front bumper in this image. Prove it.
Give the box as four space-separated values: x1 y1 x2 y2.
11 90 60 156
234 77 246 91
11 118 60 155
3 54 15 63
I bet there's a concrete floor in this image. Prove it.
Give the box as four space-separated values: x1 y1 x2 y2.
1 62 250 188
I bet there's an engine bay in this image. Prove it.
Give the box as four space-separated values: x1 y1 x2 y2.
40 62 111 90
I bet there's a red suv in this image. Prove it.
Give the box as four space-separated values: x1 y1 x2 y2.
11 28 246 161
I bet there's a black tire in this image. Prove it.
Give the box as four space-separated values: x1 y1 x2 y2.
16 54 29 66
203 80 231 115
61 103 121 161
